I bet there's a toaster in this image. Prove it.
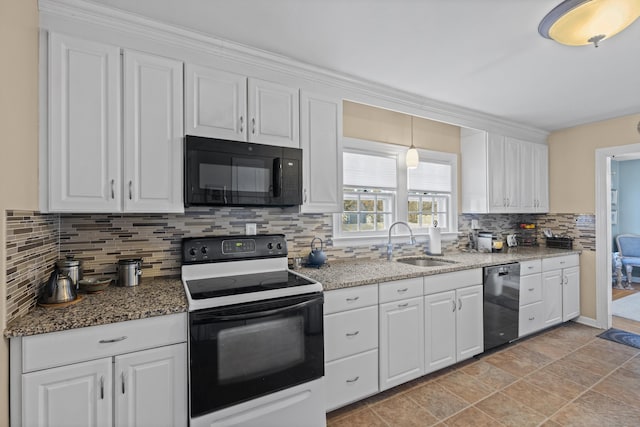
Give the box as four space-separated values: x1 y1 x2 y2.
477 232 493 252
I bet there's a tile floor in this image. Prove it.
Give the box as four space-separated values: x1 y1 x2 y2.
326 322 640 426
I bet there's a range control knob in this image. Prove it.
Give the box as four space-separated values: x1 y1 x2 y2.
201 246 208 255
189 247 197 256
267 242 274 250
276 243 282 250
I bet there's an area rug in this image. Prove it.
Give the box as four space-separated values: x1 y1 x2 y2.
598 328 640 349
611 292 640 322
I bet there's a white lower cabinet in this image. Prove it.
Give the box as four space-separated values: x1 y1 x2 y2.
12 314 188 427
518 259 545 337
379 278 425 391
542 254 580 328
423 269 483 374
323 284 379 411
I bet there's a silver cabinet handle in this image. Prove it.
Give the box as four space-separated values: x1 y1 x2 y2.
528 266 534 269
110 179 115 199
560 261 566 264
128 181 132 200
398 302 409 308
529 316 535 321
458 299 462 310
346 376 359 383
251 117 256 134
99 336 128 344
451 300 456 312
100 376 104 399
346 331 359 337
528 288 535 291
397 287 408 293
239 116 244 133
121 372 125 394
346 296 359 302
303 188 307 203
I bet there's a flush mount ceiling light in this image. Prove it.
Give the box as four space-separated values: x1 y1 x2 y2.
538 0 640 47
406 116 419 169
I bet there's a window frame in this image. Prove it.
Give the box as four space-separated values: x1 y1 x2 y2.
333 137 458 246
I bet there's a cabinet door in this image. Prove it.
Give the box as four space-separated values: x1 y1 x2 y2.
487 134 507 212
542 270 563 327
456 285 484 361
123 50 184 213
533 143 549 212
503 138 521 211
562 266 581 321
379 297 424 390
184 64 247 140
299 91 342 213
114 343 187 427
48 33 121 212
248 78 299 148
518 141 536 211
424 291 456 374
22 358 112 427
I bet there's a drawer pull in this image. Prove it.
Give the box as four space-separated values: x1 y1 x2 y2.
397 288 408 293
99 336 128 344
528 288 535 291
529 316 535 321
528 266 534 269
346 331 360 337
398 302 409 308
346 376 360 383
346 296 360 302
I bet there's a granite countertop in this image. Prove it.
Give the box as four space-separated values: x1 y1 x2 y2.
298 247 581 291
4 276 187 338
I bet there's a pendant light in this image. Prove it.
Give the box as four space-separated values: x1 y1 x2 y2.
406 116 419 169
539 0 640 47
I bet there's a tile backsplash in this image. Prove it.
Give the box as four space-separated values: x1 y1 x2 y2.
5 208 595 323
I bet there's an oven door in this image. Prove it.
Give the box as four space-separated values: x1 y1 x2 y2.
189 292 324 418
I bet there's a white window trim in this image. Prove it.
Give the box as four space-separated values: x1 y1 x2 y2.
333 137 459 247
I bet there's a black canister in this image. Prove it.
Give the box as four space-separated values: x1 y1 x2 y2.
117 258 143 286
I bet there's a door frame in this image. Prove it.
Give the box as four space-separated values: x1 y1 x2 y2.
595 143 640 329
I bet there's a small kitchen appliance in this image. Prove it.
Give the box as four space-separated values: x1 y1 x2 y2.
507 234 518 247
181 234 325 427
117 258 143 287
477 232 493 253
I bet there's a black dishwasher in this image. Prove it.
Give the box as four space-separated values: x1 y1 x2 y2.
483 263 520 351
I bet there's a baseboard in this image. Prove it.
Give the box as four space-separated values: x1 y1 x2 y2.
574 316 601 329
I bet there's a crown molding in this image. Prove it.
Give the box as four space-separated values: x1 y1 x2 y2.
39 0 549 142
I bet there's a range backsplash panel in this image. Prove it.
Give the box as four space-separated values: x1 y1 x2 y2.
5 210 59 323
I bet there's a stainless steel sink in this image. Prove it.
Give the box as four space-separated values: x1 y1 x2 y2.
396 257 457 267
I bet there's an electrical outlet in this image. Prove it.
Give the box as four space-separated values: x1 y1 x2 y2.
471 219 479 229
245 223 257 235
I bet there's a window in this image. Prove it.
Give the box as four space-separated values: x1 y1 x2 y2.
334 137 457 244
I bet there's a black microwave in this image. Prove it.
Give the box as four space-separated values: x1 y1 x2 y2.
184 135 302 207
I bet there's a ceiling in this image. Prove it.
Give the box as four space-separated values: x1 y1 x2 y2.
88 0 640 132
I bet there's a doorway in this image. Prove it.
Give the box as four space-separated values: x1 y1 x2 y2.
595 143 640 332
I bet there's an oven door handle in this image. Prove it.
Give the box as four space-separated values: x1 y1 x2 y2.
202 298 320 321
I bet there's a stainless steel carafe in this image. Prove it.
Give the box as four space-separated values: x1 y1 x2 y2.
117 258 143 286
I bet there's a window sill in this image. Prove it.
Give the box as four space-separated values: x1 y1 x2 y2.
331 231 460 248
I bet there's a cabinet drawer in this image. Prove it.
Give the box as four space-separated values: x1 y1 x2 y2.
22 313 187 373
325 349 379 412
542 254 579 271
520 259 542 275
519 302 545 338
519 273 542 306
424 269 482 295
324 306 378 362
324 284 378 314
379 278 423 303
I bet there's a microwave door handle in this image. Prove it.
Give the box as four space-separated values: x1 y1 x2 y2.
272 158 282 198
200 298 319 322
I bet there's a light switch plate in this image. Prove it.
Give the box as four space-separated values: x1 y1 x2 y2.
471 219 479 229
245 223 257 235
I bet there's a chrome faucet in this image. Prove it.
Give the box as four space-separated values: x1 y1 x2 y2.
387 221 416 260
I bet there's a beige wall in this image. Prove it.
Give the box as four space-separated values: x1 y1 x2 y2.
0 1 40 426
548 113 640 320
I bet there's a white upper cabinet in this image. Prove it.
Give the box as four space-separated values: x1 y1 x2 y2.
299 91 342 213
184 65 247 140
123 50 184 213
461 129 548 214
48 33 121 212
46 34 184 213
185 64 299 148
